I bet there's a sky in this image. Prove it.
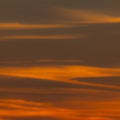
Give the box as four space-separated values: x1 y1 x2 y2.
0 0 120 120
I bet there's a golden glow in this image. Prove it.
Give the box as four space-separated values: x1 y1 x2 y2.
58 7 120 24
0 65 120 89
0 99 119 119
0 2 120 120
0 99 79 119
0 23 73 29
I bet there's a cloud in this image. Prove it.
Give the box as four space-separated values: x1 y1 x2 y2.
0 87 115 95
0 99 80 119
0 98 119 120
58 7 120 24
0 5 120 27
0 65 120 90
0 23 73 29
0 0 120 28
86 117 112 120
0 35 84 40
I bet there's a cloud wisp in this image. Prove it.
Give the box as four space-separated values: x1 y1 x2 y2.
0 6 120 31
0 98 119 120
0 23 74 30
0 35 84 40
58 7 120 24
0 65 120 90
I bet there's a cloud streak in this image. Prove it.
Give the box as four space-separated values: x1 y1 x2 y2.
0 1 120 120
0 99 82 119
0 98 119 120
0 65 120 90
0 35 84 40
0 23 74 29
59 7 120 24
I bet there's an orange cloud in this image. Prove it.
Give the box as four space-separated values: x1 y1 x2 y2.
58 7 120 24
0 35 84 40
0 99 119 119
0 65 120 89
0 99 80 119
86 117 113 120
0 23 73 29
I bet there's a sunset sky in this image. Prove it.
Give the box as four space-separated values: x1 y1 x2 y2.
0 0 120 120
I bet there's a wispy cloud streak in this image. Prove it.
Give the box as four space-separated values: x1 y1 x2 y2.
0 35 84 40
59 7 120 24
0 23 73 29
0 66 120 90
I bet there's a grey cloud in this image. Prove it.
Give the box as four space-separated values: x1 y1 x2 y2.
0 24 120 67
0 75 120 109
0 0 120 24
53 0 120 16
0 76 82 89
0 0 67 24
0 1 120 120
0 76 120 94
75 77 120 90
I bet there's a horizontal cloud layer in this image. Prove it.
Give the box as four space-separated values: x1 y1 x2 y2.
0 1 120 120
0 65 120 90
0 98 119 120
0 35 84 40
0 23 74 29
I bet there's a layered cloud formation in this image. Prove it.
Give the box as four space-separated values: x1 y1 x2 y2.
0 0 120 120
